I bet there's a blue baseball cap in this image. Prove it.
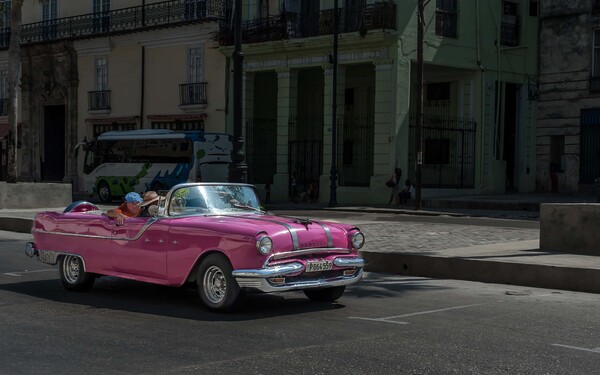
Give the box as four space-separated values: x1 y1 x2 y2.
124 192 142 203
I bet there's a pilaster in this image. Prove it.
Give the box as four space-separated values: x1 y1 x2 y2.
271 68 298 201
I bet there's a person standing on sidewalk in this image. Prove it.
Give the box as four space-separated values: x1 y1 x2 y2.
386 168 402 206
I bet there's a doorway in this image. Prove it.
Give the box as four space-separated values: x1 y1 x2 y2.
42 105 65 181
503 83 518 191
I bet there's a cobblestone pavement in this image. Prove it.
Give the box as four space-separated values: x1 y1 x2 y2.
358 222 539 253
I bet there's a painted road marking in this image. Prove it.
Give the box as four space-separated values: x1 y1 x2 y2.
552 344 600 353
349 303 486 325
3 269 55 277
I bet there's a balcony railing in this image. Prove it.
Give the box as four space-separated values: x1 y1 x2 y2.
219 2 396 45
0 98 7 116
88 90 111 111
0 0 225 49
179 83 207 105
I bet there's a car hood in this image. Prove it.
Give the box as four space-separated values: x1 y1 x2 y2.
186 213 358 251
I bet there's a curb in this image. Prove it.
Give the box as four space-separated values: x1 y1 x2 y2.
0 217 33 234
361 251 600 294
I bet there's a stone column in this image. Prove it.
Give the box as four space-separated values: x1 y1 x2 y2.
372 60 395 191
271 68 298 201
320 64 345 203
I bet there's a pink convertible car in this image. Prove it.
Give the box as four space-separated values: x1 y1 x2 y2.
25 183 365 311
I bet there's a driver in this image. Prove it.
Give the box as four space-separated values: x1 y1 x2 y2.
139 191 161 217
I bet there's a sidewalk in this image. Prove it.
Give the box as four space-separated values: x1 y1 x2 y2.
2 193 600 294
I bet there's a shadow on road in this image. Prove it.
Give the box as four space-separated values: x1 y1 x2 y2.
0 273 449 319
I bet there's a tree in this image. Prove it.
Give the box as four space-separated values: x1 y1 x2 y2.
6 0 24 183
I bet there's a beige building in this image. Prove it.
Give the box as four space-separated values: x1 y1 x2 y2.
0 0 227 190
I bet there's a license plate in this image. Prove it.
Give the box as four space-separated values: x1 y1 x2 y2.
305 260 333 272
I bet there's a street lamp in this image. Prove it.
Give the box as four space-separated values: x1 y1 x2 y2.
229 0 248 183
328 0 339 207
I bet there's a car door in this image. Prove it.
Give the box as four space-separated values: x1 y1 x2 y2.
111 217 169 280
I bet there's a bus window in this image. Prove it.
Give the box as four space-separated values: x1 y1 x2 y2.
131 139 192 164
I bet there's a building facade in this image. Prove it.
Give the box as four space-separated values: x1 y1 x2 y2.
220 0 540 204
538 0 600 194
0 0 228 191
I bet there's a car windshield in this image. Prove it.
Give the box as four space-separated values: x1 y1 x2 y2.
167 184 264 216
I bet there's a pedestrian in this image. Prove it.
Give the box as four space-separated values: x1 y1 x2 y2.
290 172 298 202
386 167 402 206
265 183 271 204
397 180 415 207
106 192 143 225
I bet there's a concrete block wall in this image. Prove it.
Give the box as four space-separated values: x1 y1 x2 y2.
0 182 72 209
540 203 600 255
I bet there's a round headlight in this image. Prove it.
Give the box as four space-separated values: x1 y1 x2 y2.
351 232 365 249
256 235 273 255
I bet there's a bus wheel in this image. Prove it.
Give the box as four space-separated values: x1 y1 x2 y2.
97 182 112 203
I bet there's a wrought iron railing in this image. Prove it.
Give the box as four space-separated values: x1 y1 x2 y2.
88 90 111 110
220 2 396 45
0 98 7 116
500 19 520 47
0 0 225 49
179 82 207 105
408 114 477 189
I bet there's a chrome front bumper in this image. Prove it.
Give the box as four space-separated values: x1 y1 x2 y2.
232 256 365 293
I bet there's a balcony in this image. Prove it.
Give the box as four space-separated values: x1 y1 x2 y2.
0 0 226 49
219 2 397 45
179 83 207 106
88 90 111 111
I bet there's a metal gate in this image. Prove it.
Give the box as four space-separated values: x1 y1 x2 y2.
288 115 323 200
408 114 476 188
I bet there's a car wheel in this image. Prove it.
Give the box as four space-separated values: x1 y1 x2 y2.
97 181 112 203
304 286 346 302
59 255 95 291
197 254 241 311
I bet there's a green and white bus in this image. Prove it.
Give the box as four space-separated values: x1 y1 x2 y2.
80 129 232 202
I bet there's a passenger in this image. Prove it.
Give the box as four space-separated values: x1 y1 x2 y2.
139 191 161 217
106 192 143 225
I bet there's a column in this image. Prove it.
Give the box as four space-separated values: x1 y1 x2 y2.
271 68 298 201
372 60 395 184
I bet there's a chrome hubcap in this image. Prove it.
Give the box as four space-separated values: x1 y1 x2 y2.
63 255 80 284
203 266 227 304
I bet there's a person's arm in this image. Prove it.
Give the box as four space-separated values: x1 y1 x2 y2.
107 207 127 225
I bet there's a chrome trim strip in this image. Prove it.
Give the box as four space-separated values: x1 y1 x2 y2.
315 221 333 247
235 269 364 292
226 215 300 250
232 262 304 278
334 257 365 268
32 217 160 241
269 247 351 262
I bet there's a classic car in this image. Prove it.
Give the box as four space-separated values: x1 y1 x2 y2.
25 183 365 311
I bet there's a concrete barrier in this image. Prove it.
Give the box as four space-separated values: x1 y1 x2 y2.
540 203 600 255
0 182 72 209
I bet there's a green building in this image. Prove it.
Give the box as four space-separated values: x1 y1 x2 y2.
219 0 539 204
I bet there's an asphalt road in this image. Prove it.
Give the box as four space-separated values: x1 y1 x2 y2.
1 230 598 375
